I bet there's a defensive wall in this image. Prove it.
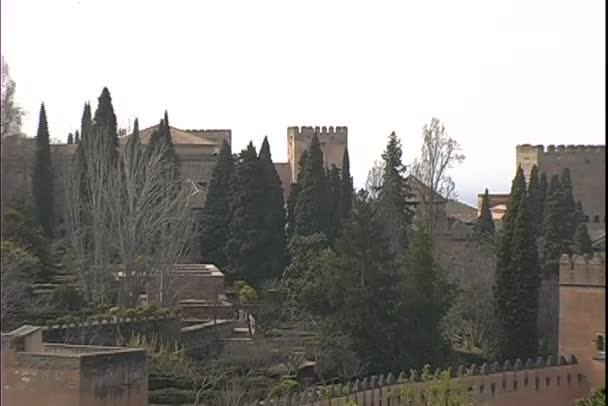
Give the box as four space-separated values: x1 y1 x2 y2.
516 144 605 223
252 355 589 406
1 326 148 406
559 253 606 389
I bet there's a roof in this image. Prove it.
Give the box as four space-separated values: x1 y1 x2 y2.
592 232 605 251
120 125 225 146
444 199 479 224
405 175 446 203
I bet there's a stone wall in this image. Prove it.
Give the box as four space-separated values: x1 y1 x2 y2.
559 253 606 389
254 355 589 406
180 319 235 359
42 316 179 347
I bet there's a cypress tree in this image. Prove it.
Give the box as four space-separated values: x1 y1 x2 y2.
340 148 353 219
32 103 54 237
327 164 342 242
200 141 233 269
286 150 308 239
542 174 563 276
225 143 265 285
67 132 74 144
527 165 541 236
559 168 577 248
474 188 495 237
258 136 287 281
377 131 414 255
93 87 118 149
495 192 540 360
294 134 330 237
537 171 548 234
80 103 92 142
573 223 593 255
74 130 80 144
496 166 526 276
574 201 585 227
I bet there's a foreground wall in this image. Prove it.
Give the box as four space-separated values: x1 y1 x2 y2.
255 356 590 406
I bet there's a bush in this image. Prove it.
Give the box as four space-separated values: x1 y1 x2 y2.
235 280 258 304
124 308 138 319
148 387 195 404
141 304 159 317
268 379 301 399
52 285 86 312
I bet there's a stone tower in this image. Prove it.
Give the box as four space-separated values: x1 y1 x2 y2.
516 144 605 225
286 126 348 182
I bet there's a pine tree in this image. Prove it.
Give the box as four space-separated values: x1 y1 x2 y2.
67 132 74 144
294 134 330 237
340 148 353 219
286 151 308 239
74 130 80 144
474 188 495 237
225 143 265 285
537 171 548 234
257 136 287 281
93 87 118 150
200 141 233 269
542 174 563 276
377 131 413 255
573 223 593 255
32 103 54 237
495 192 541 360
327 165 342 242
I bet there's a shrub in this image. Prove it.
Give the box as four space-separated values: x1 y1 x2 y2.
124 308 138 319
235 280 258 304
268 379 301 399
148 388 195 404
141 304 159 317
52 285 86 312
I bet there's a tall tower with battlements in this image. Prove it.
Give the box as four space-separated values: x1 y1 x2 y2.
516 144 605 226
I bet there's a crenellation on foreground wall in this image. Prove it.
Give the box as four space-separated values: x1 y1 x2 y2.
559 253 606 286
251 354 590 406
516 144 606 154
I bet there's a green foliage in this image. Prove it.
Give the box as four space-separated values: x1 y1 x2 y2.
1 240 38 323
576 388 606 406
495 179 541 360
129 334 195 377
93 87 118 150
294 134 330 237
474 188 494 237
377 131 414 255
286 150 308 239
257 136 287 281
392 365 473 406
74 130 80 144
542 174 565 277
32 103 54 237
148 387 196 404
340 148 353 219
574 223 593 255
200 140 234 268
327 164 343 242
537 171 548 234
527 165 541 237
67 132 74 144
560 168 577 249
52 285 86 312
268 379 301 399
226 143 265 285
235 280 258 304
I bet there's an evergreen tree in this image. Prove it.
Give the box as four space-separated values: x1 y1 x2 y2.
93 87 118 149
560 168 577 249
200 141 233 269
340 148 353 219
67 132 74 144
400 226 454 369
574 201 585 228
542 174 563 276
537 171 548 233
80 103 92 142
148 113 180 185
527 165 541 236
327 165 342 243
294 134 330 237
225 143 265 285
496 166 526 278
377 131 413 256
31 103 54 237
74 130 80 144
474 188 495 237
286 150 308 239
573 223 593 255
495 193 541 360
257 136 287 281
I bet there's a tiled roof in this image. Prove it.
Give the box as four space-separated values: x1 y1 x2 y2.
120 125 223 146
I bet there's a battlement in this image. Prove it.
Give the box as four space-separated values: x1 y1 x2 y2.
517 144 605 154
251 354 588 405
288 126 348 143
559 253 606 286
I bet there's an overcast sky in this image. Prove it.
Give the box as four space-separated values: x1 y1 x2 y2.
1 0 605 205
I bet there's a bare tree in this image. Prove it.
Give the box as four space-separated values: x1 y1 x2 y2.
364 159 385 201
67 125 196 306
0 241 37 324
412 118 465 235
0 56 25 140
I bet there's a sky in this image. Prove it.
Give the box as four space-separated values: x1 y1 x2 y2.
1 0 605 206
